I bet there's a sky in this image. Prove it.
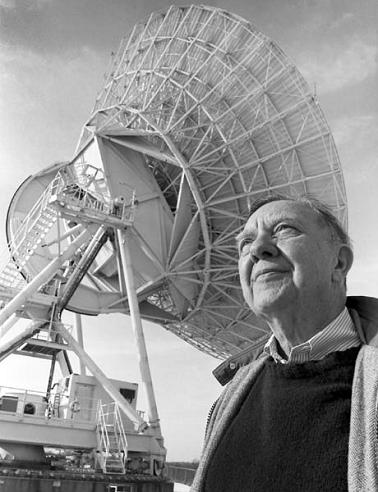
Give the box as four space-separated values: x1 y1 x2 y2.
0 0 377 461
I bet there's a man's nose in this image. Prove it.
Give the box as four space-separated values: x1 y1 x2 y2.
249 234 278 262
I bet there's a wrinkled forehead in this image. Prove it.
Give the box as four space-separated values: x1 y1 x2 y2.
243 200 324 232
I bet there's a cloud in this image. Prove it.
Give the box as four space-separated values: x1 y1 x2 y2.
299 38 377 93
0 44 104 109
349 259 378 298
332 114 378 180
0 0 15 8
331 113 378 244
329 12 354 30
332 112 378 293
0 43 106 170
333 114 377 149
0 0 51 9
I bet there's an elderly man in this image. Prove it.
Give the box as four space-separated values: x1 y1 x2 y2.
192 195 378 492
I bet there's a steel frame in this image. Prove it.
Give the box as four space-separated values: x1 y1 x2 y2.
4 5 347 361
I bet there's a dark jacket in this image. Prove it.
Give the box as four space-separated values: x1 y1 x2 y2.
192 296 378 491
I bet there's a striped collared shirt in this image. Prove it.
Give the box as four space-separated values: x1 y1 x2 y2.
264 307 361 364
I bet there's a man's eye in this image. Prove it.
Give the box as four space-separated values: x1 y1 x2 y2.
239 239 252 255
274 224 296 234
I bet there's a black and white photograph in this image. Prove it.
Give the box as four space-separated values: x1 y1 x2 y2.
0 1 377 490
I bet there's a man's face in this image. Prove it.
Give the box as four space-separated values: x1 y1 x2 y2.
237 200 339 319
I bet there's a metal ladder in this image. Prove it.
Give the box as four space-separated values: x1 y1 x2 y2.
8 182 59 268
52 392 61 418
96 401 128 474
0 179 59 292
0 167 136 298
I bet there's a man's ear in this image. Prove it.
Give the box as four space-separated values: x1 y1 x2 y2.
332 245 354 283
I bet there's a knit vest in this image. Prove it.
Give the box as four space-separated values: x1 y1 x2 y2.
203 347 360 492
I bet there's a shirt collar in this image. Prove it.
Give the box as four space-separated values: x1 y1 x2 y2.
264 307 361 364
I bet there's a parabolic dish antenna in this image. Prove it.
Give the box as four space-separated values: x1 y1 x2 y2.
7 5 347 359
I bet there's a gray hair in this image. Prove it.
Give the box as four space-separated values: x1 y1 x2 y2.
248 193 352 249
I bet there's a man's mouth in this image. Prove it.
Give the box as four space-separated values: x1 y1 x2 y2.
252 268 288 281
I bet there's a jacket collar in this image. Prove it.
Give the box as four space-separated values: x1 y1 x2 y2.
346 296 378 347
213 296 378 386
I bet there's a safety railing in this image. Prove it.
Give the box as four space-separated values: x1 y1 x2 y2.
49 171 137 225
96 402 114 473
96 401 111 466
0 384 97 424
0 261 27 291
7 180 58 266
28 319 73 342
65 162 110 200
114 403 128 461
0 177 59 292
0 163 136 298
96 401 128 474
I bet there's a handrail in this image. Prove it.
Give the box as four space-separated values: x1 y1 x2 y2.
114 403 128 466
0 177 59 290
65 162 110 199
96 401 128 474
96 401 111 457
0 165 136 294
0 384 95 423
8 179 58 260
51 170 136 224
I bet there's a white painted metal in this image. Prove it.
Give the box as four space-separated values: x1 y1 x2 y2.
4 5 348 361
74 5 348 359
0 229 91 327
75 313 86 375
96 402 128 474
0 408 162 453
0 314 19 338
117 229 161 437
56 322 147 432
0 322 41 363
0 413 98 449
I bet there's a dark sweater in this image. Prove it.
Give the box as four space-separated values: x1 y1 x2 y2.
204 346 360 492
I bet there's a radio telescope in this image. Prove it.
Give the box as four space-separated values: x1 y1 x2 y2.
5 5 347 362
